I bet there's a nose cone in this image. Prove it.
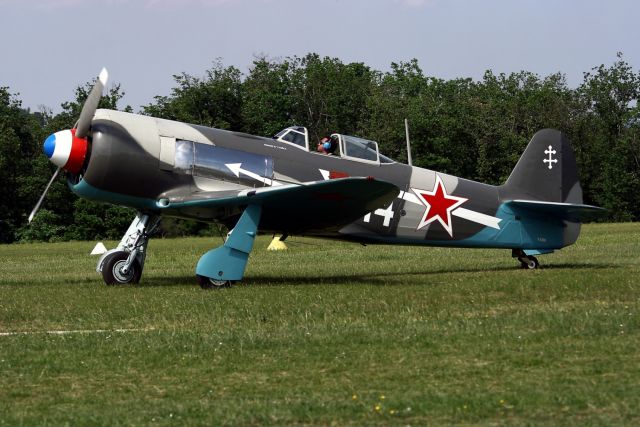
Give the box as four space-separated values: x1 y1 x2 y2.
44 130 72 168
43 134 56 158
42 129 88 174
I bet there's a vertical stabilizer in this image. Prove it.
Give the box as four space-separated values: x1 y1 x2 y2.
502 129 583 204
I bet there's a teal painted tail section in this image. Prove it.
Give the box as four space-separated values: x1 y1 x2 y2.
461 203 564 250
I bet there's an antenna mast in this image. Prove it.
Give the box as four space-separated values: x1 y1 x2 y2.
405 118 413 166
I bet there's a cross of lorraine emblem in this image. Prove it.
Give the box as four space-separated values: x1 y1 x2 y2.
543 145 558 169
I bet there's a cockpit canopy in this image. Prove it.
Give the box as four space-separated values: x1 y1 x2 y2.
273 126 309 150
273 126 394 164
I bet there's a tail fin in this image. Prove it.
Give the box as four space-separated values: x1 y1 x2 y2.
499 129 606 250
501 129 606 243
502 129 583 204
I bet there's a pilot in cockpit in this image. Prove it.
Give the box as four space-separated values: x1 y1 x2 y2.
317 135 338 155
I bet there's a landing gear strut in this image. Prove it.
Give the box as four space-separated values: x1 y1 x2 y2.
97 213 160 285
512 249 540 270
195 204 262 290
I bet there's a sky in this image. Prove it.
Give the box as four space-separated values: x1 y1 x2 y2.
1 0 639 113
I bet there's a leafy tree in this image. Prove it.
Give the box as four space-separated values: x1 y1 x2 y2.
471 70 573 184
287 54 374 142
362 60 478 177
242 56 294 137
16 209 64 242
0 87 42 242
361 60 424 162
574 53 640 218
143 60 243 130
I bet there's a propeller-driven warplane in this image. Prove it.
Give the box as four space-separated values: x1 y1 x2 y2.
30 69 605 288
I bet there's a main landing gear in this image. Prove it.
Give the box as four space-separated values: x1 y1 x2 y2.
195 204 262 290
512 249 540 269
96 205 261 289
97 213 160 285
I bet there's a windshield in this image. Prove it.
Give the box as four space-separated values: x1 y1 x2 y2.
273 126 309 150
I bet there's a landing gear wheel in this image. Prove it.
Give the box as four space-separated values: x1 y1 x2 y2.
519 256 539 270
102 251 142 285
196 275 232 290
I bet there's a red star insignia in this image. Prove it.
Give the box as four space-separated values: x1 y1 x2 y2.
411 175 467 237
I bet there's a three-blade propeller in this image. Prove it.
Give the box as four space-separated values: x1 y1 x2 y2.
28 68 108 223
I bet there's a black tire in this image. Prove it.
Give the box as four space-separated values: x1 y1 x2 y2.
196 275 232 290
102 251 142 285
519 256 539 270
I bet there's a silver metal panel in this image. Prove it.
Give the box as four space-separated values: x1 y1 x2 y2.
159 136 176 170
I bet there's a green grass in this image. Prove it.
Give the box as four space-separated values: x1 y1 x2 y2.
0 223 639 426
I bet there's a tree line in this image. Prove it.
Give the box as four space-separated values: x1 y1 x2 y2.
1 53 638 243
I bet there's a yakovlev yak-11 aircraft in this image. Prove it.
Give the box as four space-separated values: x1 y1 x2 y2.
30 69 605 288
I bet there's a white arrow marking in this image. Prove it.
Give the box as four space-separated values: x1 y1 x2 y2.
399 190 421 205
318 168 331 180
226 163 282 186
451 207 501 229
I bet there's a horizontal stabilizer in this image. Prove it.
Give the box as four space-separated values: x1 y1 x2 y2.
505 200 607 222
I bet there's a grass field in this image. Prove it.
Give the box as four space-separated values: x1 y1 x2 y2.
0 223 639 426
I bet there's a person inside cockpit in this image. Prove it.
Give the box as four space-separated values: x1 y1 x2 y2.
317 135 338 155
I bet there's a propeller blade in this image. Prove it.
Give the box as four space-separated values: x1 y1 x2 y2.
28 167 61 224
75 68 109 138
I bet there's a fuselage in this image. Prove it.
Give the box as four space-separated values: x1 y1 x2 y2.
71 110 575 251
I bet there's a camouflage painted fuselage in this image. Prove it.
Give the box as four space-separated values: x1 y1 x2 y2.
73 110 583 251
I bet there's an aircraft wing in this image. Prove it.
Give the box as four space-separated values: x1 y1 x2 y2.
162 177 400 232
505 200 607 222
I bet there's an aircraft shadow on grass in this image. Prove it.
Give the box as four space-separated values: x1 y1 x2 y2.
138 262 615 288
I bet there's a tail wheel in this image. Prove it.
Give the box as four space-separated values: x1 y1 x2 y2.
102 251 142 285
519 256 539 270
196 275 232 290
